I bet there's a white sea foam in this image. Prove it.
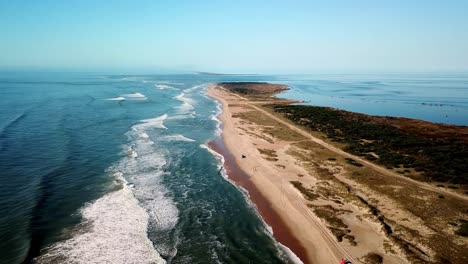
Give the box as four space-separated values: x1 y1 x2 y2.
119 77 140 81
199 144 226 178
35 173 166 264
278 243 304 264
129 149 138 158
36 113 179 263
210 100 223 137
166 112 196 120
155 84 176 90
122 92 147 99
120 126 179 257
118 131 178 232
158 81 184 86
183 84 206 93
174 93 195 112
136 114 168 130
160 134 195 142
104 96 125 101
200 142 299 264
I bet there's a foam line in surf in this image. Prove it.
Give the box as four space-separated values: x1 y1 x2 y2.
209 100 223 137
135 114 168 130
160 134 195 142
155 84 176 90
34 172 166 264
122 93 147 99
174 92 195 112
119 126 179 257
158 81 184 86
200 143 299 264
183 84 206 93
104 96 125 101
166 112 196 120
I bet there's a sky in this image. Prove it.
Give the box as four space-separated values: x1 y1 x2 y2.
1 0 467 73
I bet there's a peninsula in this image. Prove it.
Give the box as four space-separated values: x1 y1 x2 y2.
208 82 468 264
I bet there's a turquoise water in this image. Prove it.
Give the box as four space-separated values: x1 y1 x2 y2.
0 72 466 264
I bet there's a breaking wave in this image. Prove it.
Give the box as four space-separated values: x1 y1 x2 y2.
137 114 168 130
183 84 206 93
174 93 195 112
35 172 166 264
158 81 184 86
166 112 196 120
155 84 175 90
211 100 223 137
104 96 125 101
119 117 179 258
35 113 179 263
160 134 195 142
122 93 147 99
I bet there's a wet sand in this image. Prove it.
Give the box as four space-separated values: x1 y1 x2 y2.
208 138 309 263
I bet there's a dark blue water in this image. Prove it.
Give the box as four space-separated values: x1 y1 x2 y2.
0 73 292 264
0 72 466 264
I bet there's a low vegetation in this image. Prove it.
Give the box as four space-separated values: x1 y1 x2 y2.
455 220 468 237
360 253 383 264
290 181 319 201
219 82 288 96
272 105 468 184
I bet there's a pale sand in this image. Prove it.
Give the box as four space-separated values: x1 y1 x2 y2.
207 84 468 264
208 86 352 264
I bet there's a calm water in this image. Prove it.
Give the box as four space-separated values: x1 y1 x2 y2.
275 74 468 126
0 72 466 264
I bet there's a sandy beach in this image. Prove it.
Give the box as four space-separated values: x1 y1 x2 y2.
208 86 352 264
207 84 468 264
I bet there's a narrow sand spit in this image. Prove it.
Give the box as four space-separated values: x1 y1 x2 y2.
208 86 352 264
207 85 468 264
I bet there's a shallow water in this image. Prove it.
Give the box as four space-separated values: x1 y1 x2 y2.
0 72 466 264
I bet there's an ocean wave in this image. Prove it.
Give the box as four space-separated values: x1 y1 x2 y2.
36 113 180 262
136 114 168 130
158 81 184 86
166 112 196 120
122 93 147 99
210 100 223 137
104 96 125 101
155 84 176 90
160 134 195 142
35 172 166 264
121 126 179 257
174 93 195 112
199 144 226 178
183 84 206 93
278 244 304 264
118 77 141 82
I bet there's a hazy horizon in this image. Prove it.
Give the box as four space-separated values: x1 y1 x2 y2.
1 1 468 73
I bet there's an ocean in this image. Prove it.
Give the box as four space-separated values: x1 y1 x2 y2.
0 72 466 264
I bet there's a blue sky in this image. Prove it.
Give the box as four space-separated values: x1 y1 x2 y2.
1 0 467 73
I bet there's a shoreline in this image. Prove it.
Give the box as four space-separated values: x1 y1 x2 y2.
207 83 468 264
208 138 308 263
207 85 348 264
